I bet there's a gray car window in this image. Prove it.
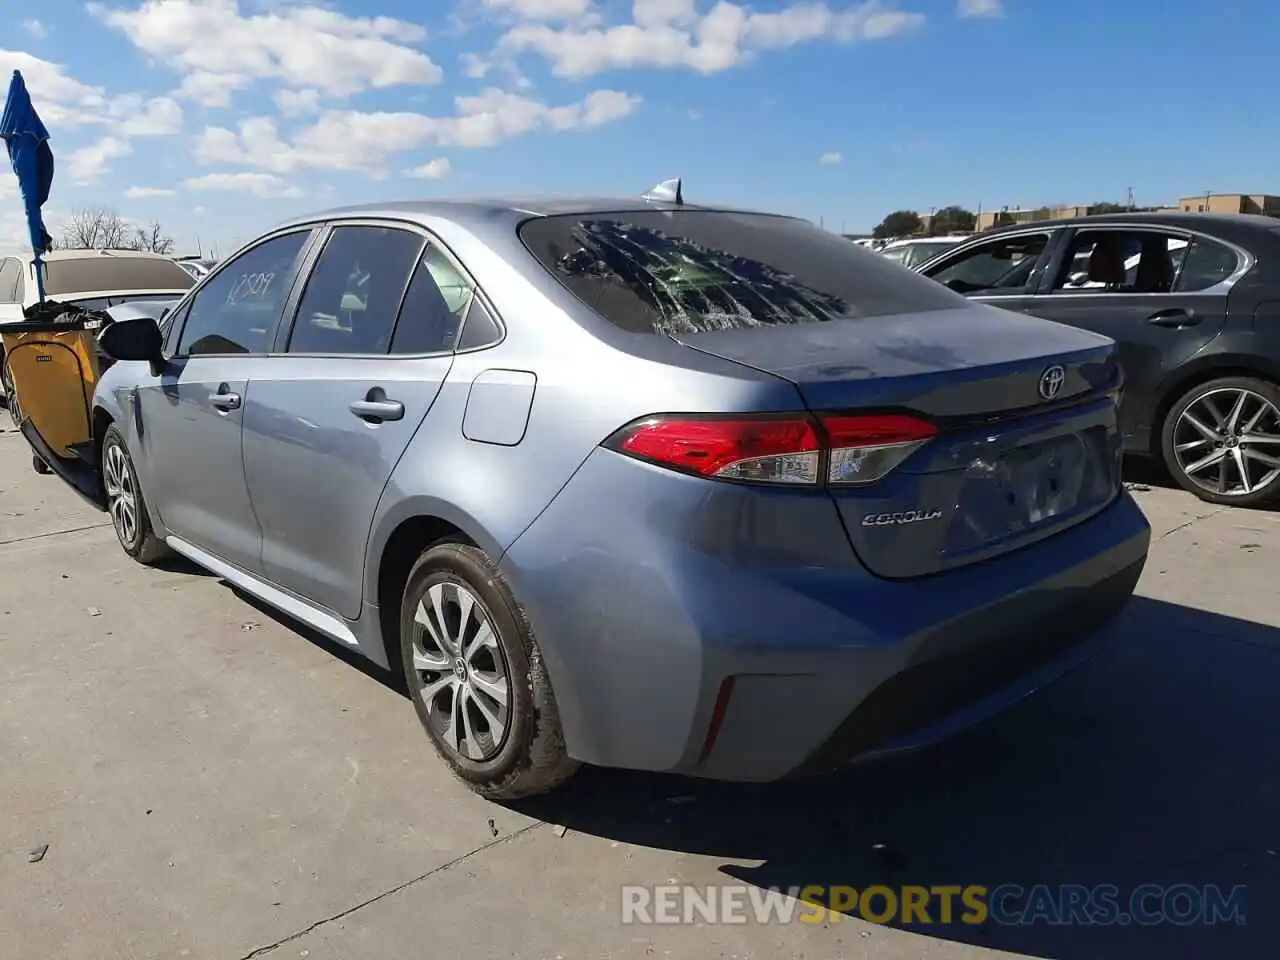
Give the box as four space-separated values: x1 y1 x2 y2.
519 211 964 336
288 225 424 355
176 231 310 356
388 244 475 354
455 297 502 351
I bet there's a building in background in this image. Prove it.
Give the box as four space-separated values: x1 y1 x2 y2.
1170 193 1280 216
973 194 1280 231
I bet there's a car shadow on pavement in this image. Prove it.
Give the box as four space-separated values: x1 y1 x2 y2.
226 587 407 694
513 597 1280 959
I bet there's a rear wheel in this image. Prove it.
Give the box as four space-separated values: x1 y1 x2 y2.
1161 376 1280 507
398 542 578 799
102 425 170 564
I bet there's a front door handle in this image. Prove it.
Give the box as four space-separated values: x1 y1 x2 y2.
208 390 241 410
1147 307 1200 328
350 397 404 423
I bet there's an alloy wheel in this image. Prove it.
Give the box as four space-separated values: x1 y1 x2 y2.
1172 387 1280 497
410 580 512 762
103 442 140 547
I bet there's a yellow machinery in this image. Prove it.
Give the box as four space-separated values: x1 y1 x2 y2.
1 308 106 500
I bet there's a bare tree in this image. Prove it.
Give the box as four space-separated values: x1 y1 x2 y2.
130 221 175 255
60 206 132 250
58 206 174 255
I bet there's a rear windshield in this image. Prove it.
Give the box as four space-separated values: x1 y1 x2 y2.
44 257 195 297
518 211 965 335
67 293 183 311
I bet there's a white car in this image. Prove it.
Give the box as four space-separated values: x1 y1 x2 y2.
0 248 195 317
879 236 967 269
1 248 195 424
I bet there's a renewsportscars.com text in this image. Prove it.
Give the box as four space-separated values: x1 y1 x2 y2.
621 883 1247 927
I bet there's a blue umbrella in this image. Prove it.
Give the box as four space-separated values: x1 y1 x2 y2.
1 70 54 302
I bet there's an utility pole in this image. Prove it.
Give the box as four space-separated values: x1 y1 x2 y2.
1126 187 1134 211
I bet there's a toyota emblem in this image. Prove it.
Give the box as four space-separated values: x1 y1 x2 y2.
1038 364 1066 401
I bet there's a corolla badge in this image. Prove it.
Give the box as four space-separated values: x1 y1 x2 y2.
862 508 944 527
1038 364 1066 401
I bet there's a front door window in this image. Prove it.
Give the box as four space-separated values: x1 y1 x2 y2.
925 233 1051 296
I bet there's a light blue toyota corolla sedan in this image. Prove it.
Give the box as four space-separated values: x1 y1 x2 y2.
59 185 1149 798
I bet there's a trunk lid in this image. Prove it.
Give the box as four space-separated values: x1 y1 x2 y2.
675 304 1125 578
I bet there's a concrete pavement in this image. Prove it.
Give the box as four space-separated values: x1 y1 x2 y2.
1 426 1276 959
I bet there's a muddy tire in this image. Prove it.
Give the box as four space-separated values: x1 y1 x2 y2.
398 542 578 799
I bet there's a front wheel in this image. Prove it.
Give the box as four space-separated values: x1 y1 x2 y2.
102 425 171 564
1161 375 1280 507
398 542 578 799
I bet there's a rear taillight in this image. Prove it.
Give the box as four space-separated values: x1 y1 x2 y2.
604 412 937 486
609 416 823 484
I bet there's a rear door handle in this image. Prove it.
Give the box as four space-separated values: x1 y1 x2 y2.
1147 307 1200 328
208 390 241 410
349 398 404 423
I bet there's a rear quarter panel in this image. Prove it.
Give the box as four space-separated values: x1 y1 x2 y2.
362 214 806 601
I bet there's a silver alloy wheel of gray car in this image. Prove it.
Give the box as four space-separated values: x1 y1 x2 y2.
411 580 512 762
1171 386 1280 497
103 441 140 547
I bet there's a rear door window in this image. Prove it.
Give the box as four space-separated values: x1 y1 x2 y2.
1048 229 1188 294
286 225 424 355
518 211 964 336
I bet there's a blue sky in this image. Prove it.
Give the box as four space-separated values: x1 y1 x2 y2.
1 0 1277 256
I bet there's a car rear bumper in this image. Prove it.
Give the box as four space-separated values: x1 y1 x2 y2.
500 448 1150 781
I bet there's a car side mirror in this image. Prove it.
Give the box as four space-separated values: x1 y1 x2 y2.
1067 271 1089 286
98 316 165 376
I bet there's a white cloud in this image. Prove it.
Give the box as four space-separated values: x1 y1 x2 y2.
274 88 322 117
124 186 177 198
820 151 842 165
22 19 48 39
110 95 185 136
175 71 248 109
405 158 452 180
68 136 133 184
0 50 182 142
0 49 103 107
192 87 641 175
92 0 443 105
483 0 594 20
494 0 925 77
958 0 1003 17
183 172 304 199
